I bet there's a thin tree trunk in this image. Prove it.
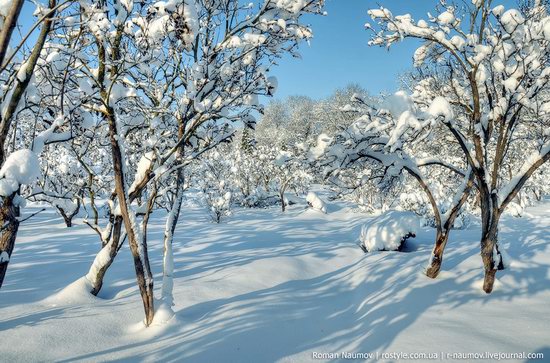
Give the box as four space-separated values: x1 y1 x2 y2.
106 109 155 325
161 179 183 307
160 121 185 310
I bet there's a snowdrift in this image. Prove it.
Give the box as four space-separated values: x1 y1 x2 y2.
360 210 421 252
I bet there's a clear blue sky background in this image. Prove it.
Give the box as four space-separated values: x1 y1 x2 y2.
14 0 516 100
272 0 516 100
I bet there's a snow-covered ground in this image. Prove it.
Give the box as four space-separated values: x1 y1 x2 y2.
1 200 549 362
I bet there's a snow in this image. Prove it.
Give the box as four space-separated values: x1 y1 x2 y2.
128 151 155 195
306 191 327 213
428 96 454 122
359 210 421 252
503 77 519 92
437 11 455 25
308 133 332 160
382 91 415 118
0 0 13 17
0 149 40 196
1 201 550 361
492 5 505 17
500 9 525 33
0 251 9 263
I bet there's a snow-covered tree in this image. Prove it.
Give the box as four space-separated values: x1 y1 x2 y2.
315 90 475 277
0 0 74 288
367 1 550 292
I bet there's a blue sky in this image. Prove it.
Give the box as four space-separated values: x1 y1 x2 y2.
13 0 515 100
271 0 515 100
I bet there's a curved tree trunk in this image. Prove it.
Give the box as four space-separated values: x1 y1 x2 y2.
0 1 55 290
86 216 123 295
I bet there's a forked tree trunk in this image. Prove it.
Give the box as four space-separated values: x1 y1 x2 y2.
0 194 20 288
57 199 81 227
425 170 474 279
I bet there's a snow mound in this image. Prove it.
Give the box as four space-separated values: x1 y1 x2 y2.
360 211 421 252
152 300 176 325
306 192 327 213
43 277 100 305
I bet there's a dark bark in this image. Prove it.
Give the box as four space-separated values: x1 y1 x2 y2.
106 108 155 325
478 184 505 293
0 194 20 288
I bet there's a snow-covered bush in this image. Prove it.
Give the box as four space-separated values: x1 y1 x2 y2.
306 192 327 213
360 211 421 252
206 188 233 224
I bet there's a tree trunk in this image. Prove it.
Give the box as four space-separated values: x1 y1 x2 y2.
425 170 475 279
86 216 122 295
479 189 504 294
106 108 155 326
426 230 450 278
161 182 183 307
0 0 24 68
480 222 505 293
0 194 20 288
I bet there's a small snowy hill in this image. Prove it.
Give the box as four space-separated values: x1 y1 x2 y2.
0 201 549 362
